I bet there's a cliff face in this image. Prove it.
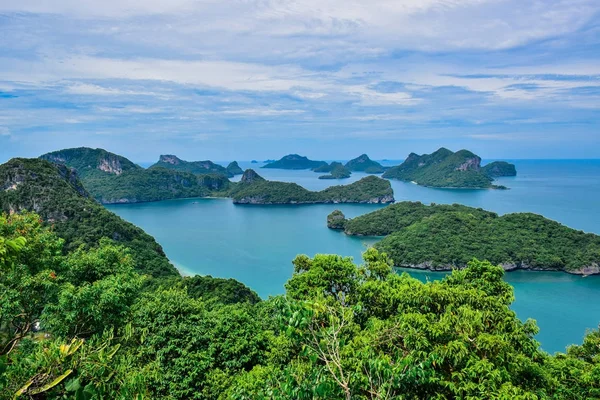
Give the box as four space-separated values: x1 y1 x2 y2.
158 155 182 165
40 147 142 178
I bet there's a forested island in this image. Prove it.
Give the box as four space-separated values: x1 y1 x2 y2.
344 154 385 173
316 162 352 179
1 156 600 398
230 169 393 204
262 154 327 170
149 154 233 177
328 202 600 275
382 148 516 189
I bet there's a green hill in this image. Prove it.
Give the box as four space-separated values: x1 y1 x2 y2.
318 163 351 180
345 154 385 173
328 202 600 274
382 148 515 188
226 161 244 176
262 154 327 170
230 170 393 204
150 154 232 177
482 161 517 177
0 158 178 277
40 148 231 204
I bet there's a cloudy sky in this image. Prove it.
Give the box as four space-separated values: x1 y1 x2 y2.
1 0 599 162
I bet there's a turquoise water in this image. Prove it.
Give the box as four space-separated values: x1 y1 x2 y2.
107 159 600 353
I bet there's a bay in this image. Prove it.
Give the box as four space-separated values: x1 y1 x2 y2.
107 159 600 353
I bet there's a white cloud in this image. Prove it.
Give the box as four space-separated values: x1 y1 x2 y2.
0 127 10 136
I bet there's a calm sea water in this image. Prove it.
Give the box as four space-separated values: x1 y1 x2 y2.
107 159 600 353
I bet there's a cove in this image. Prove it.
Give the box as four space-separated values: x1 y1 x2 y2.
107 159 600 353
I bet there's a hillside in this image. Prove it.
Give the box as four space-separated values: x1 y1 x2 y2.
382 148 516 189
149 154 232 177
262 154 327 170
40 148 231 204
0 158 178 277
328 202 600 274
482 161 518 177
230 170 393 204
345 154 385 173
40 147 142 179
226 161 244 176
318 163 351 179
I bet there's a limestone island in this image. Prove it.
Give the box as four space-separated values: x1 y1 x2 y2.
315 162 352 180
149 154 234 177
262 154 327 170
230 169 393 204
382 148 516 189
327 202 600 275
345 154 385 173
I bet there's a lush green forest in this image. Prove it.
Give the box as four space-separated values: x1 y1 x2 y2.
382 148 516 189
329 202 600 273
230 171 393 204
262 154 327 170
149 155 232 177
344 154 385 173
0 158 177 277
1 216 599 399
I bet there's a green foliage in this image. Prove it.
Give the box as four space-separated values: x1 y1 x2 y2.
40 147 142 179
482 161 518 178
382 148 515 189
263 154 327 170
0 159 178 277
226 161 244 176
327 210 347 230
341 201 489 236
231 174 394 204
185 275 261 305
0 212 64 355
344 154 385 173
149 154 232 177
319 164 351 180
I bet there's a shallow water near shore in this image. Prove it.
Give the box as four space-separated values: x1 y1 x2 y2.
107 159 600 353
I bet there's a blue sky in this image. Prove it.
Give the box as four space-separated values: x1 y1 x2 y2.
0 0 599 163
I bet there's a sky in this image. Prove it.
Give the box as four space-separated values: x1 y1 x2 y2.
0 0 599 163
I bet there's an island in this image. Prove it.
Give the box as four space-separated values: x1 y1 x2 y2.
262 154 327 170
149 154 232 177
345 154 385 173
317 162 351 179
226 161 244 176
40 148 231 204
482 161 517 178
230 169 393 204
327 202 600 275
381 148 517 189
